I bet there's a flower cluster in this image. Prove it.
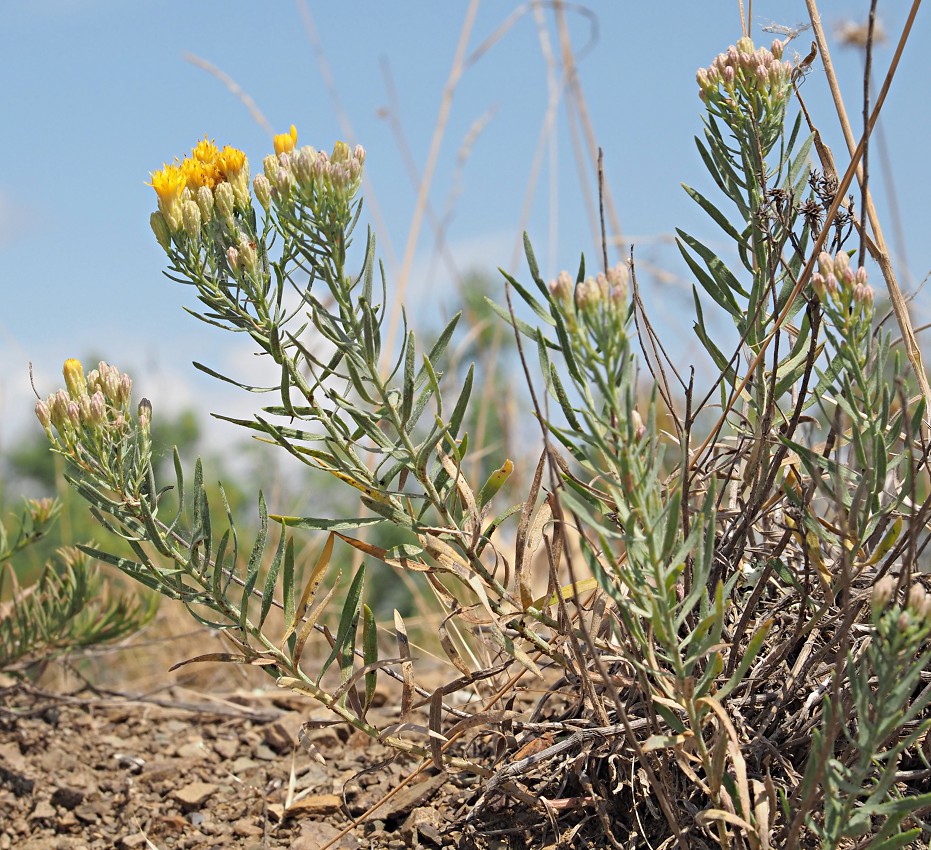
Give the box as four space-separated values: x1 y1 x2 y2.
696 37 793 156
257 129 365 225
811 250 875 310
148 126 366 283
148 136 251 242
35 359 147 452
549 263 629 341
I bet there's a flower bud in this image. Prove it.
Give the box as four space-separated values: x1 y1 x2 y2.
63 359 87 399
549 271 573 304
294 147 317 186
214 181 235 222
723 66 736 89
817 251 835 278
88 391 106 428
908 583 927 615
137 398 152 433
855 267 868 286
263 153 279 183
841 266 855 287
872 575 896 616
354 144 365 164
833 251 850 275
226 246 240 273
182 199 202 240
150 211 172 251
898 611 912 632
119 373 133 407
35 399 51 430
66 400 81 429
238 238 257 273
771 39 784 60
196 185 215 223
811 272 826 300
253 174 272 210
631 408 645 441
275 166 294 196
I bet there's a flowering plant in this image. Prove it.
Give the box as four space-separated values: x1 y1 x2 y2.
34 29 931 849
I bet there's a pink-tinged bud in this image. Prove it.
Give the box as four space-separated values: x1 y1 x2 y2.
263 154 278 183
833 251 851 275
841 266 855 287
726 46 739 65
119 373 133 406
855 267 868 286
736 36 754 55
756 65 769 88
182 199 202 240
811 272 826 300
275 166 294 196
253 174 272 210
696 68 711 90
354 144 365 163
196 185 214 223
88 391 106 428
63 359 87 399
214 181 235 222
854 284 875 306
314 156 327 181
723 66 736 89
101 364 121 402
49 389 70 424
595 272 610 300
150 211 172 251
76 393 92 422
872 575 896 616
817 251 835 278
294 147 317 186
898 611 912 631
606 262 629 298
549 271 573 303
137 398 152 433
226 246 240 273
35 400 51 430
277 152 292 171
771 39 785 60
66 401 81 428
631 409 645 441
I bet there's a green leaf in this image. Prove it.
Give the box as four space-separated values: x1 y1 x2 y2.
318 564 366 683
272 515 384 531
259 531 286 628
240 491 268 629
361 603 378 712
401 330 416 426
499 269 556 327
682 184 749 248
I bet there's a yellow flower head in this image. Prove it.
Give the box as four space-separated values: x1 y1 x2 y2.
148 164 187 231
191 135 220 165
148 164 186 204
180 157 219 191
217 145 247 179
273 124 298 156
62 358 88 399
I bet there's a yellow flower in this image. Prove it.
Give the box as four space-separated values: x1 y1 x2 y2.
148 164 187 231
273 124 298 156
217 145 246 178
62 359 87 399
180 157 219 191
148 163 186 204
191 135 220 165
218 146 251 208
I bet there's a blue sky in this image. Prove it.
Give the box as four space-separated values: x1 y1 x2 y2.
3 1 930 449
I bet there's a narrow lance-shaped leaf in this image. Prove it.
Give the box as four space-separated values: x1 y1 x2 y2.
240 491 268 630
317 563 366 684
361 604 378 713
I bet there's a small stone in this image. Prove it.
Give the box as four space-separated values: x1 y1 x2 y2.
29 800 56 821
233 817 263 837
172 782 218 809
285 794 343 816
119 835 148 850
254 743 277 761
213 738 239 759
50 786 85 809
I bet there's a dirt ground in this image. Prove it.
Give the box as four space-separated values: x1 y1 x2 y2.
0 680 524 850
